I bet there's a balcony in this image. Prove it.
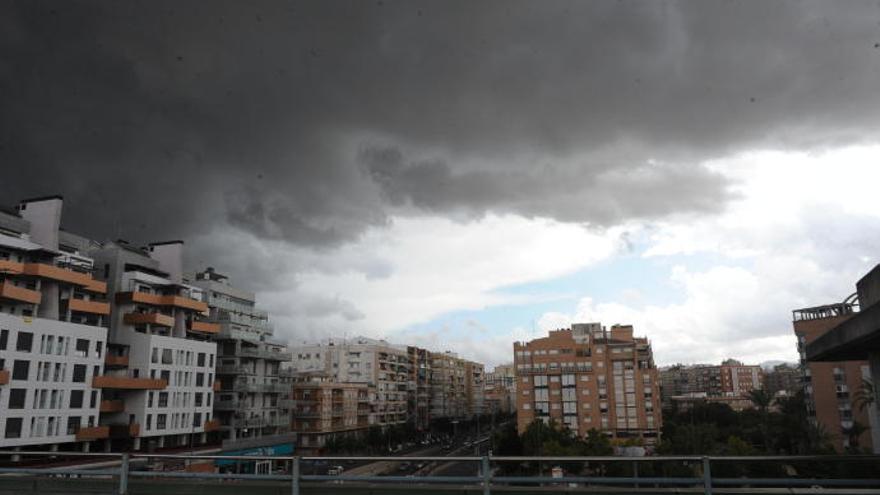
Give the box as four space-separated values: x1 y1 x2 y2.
217 364 253 375
21 263 105 293
0 282 41 304
0 259 24 274
124 312 174 327
93 376 167 390
214 398 241 410
105 354 129 368
0 369 9 385
238 347 293 361
203 419 221 432
99 399 125 413
68 298 111 315
109 423 140 438
116 291 208 312
230 381 288 394
75 426 110 441
188 320 220 334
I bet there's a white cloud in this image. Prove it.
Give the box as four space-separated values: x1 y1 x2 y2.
257 213 622 345
539 145 880 366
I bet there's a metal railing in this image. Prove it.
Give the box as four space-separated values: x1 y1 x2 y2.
0 452 879 495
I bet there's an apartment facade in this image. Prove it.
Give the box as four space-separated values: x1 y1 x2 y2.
429 351 485 419
659 360 763 409
288 336 410 427
407 346 432 430
190 267 291 443
1 197 220 452
794 302 875 451
484 363 516 415
764 363 801 398
0 198 110 450
514 323 662 443
89 239 219 450
288 372 371 454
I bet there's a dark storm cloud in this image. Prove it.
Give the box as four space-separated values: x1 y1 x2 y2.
3 0 880 281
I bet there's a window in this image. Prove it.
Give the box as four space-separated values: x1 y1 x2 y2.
196 372 204 387
193 412 202 427
161 349 173 364
0 329 7 350
146 414 152 430
195 392 203 407
8 389 26 409
157 414 167 430
75 338 89 357
148 392 154 407
90 391 97 408
562 374 576 386
69 390 84 408
151 348 159 364
533 375 548 387
158 392 168 408
72 364 87 383
534 389 549 401
16 332 33 352
197 352 206 367
5 418 22 438
12 360 29 380
67 416 81 435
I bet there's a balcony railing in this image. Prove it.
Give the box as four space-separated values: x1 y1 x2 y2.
0 281 42 304
68 298 111 315
2 452 880 495
104 354 129 368
123 312 174 327
74 426 110 441
99 399 125 413
93 375 167 390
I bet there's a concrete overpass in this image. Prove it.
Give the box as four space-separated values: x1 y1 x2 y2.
807 264 880 452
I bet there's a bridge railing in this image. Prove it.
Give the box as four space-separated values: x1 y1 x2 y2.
1 451 879 495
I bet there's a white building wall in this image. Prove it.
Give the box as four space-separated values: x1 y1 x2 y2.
116 330 217 437
0 314 107 447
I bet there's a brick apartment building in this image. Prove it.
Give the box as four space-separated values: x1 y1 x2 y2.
514 323 662 444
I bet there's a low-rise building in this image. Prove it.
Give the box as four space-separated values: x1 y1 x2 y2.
289 371 372 454
288 336 410 427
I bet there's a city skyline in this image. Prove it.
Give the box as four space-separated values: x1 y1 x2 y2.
5 1 880 369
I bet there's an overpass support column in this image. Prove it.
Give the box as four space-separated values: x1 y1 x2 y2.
870 352 880 454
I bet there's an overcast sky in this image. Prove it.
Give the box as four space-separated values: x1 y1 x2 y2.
3 0 880 368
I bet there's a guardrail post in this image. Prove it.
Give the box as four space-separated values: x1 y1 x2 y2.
701 456 712 495
118 453 129 495
291 456 300 495
633 460 639 489
482 455 491 495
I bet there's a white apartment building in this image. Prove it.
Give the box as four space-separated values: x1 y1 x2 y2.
1 197 110 451
289 336 410 426
1 196 220 452
90 240 219 450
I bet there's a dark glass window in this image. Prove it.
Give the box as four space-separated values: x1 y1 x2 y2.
15 332 33 352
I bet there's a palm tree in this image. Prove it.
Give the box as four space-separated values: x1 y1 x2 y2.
748 389 774 452
853 378 874 412
841 421 868 452
747 388 774 414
